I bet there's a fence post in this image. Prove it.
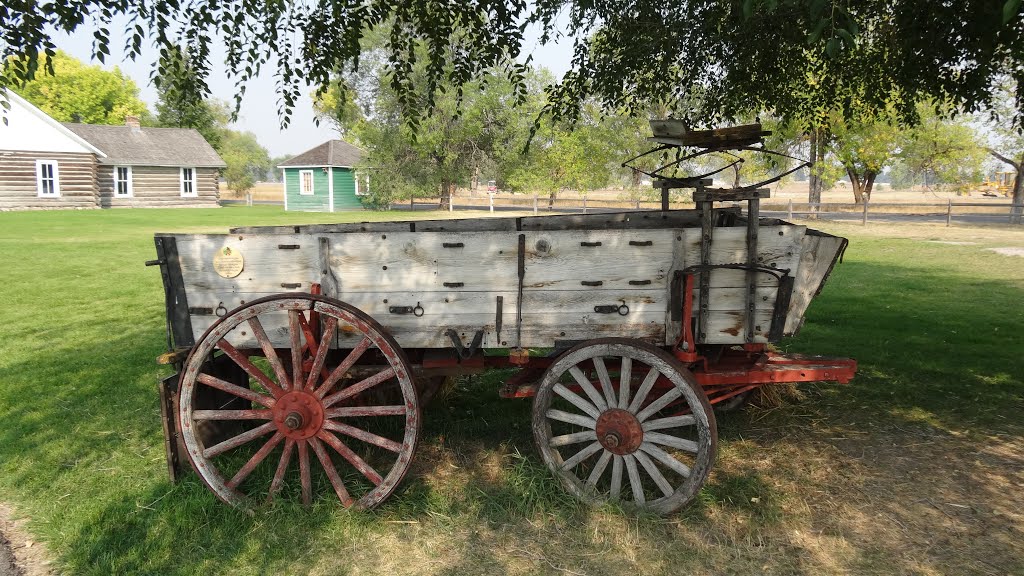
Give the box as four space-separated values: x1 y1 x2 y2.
946 198 952 227
635 198 641 210
861 201 868 225
583 196 588 214
489 193 494 213
448 196 453 213
410 196 415 210
787 199 793 220
533 195 538 215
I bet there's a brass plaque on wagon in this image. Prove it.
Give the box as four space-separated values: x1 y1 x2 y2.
213 246 244 278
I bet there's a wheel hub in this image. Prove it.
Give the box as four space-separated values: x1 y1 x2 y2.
273 390 325 440
595 408 643 455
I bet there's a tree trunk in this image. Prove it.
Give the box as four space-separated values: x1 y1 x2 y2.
808 128 823 218
846 168 876 204
439 180 454 210
1012 163 1023 225
986 149 1024 225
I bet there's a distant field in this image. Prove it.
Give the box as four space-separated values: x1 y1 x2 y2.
0 207 1021 575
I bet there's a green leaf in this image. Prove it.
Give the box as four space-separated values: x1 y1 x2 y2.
825 37 841 58
808 19 828 45
1005 0 1022 24
837 28 855 47
742 0 753 20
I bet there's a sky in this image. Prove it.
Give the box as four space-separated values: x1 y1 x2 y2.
55 16 576 157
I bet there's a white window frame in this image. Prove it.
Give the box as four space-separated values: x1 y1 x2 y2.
180 167 197 197
354 170 366 196
113 166 133 198
36 160 60 198
299 170 315 196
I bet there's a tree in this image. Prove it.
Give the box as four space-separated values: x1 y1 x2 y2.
901 105 985 194
982 79 1024 223
3 51 148 124
316 33 538 209
220 131 270 199
830 114 901 203
154 46 231 152
2 1 1021 133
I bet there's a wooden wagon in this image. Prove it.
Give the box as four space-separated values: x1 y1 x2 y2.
149 125 856 515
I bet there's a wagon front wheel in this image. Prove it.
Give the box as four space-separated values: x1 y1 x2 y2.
532 338 716 515
178 294 421 509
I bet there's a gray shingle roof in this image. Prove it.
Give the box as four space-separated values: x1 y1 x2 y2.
62 123 225 167
279 139 362 168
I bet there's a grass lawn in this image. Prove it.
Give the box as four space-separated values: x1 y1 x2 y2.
0 207 1022 575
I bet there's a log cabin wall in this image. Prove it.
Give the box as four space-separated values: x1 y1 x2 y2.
0 150 98 209
97 165 220 208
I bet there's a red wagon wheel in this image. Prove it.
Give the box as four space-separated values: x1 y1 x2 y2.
532 338 716 515
178 294 420 509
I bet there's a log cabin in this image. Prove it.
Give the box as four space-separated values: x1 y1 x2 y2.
0 91 225 210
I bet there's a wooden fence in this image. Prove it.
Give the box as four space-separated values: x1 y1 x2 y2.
405 195 1024 226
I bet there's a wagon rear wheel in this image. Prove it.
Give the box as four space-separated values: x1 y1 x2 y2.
178 294 420 509
532 338 716 515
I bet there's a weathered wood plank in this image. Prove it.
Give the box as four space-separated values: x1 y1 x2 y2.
784 231 846 335
524 230 677 290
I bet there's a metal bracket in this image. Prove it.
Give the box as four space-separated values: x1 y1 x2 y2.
390 303 424 316
594 302 630 315
445 329 484 361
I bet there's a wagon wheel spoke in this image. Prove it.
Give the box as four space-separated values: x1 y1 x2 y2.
304 316 338 391
568 366 608 411
636 387 684 422
545 409 597 429
216 340 285 397
249 316 291 390
560 441 604 470
193 409 273 421
324 420 403 453
203 421 277 458
642 415 695 431
288 310 305 390
197 373 275 408
549 430 597 448
644 431 699 452
314 337 373 399
626 368 661 413
617 357 632 409
623 454 645 504
227 432 284 489
322 366 397 408
639 442 692 478
268 438 296 500
633 449 674 498
593 356 616 407
552 383 602 420
325 405 406 418
298 439 312 506
586 450 613 488
609 455 624 499
309 436 354 507
318 430 384 486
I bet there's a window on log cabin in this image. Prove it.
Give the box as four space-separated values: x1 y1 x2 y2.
180 167 197 197
35 160 60 198
114 166 133 197
299 170 314 195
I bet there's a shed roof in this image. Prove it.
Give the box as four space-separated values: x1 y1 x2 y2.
62 123 225 167
279 139 363 168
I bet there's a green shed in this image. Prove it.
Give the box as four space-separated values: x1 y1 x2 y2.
278 139 366 212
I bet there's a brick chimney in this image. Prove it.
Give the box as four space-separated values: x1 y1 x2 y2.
125 115 141 132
